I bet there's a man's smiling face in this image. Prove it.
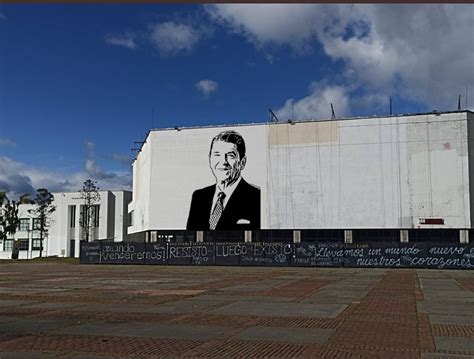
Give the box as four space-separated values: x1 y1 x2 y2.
209 140 246 188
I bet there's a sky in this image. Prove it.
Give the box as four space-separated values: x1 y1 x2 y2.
0 4 473 200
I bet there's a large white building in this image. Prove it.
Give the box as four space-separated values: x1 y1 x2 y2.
0 190 132 260
128 111 474 236
3 111 472 259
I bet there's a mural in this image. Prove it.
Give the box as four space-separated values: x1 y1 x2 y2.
143 125 267 230
186 130 260 230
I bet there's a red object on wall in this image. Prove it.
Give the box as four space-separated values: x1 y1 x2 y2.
419 218 445 225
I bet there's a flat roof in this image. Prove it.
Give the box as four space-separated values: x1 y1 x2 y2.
132 110 473 161
150 109 473 132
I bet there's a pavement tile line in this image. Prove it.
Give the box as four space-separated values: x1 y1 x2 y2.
328 270 423 357
169 314 262 328
457 278 474 292
0 262 473 358
432 324 474 338
301 346 381 359
257 316 342 330
194 339 310 358
0 335 207 357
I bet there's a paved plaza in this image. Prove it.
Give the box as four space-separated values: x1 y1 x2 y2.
0 261 473 358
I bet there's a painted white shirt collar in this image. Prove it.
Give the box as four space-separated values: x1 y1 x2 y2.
210 177 242 216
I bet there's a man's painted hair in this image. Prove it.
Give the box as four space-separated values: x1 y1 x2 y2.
209 130 246 159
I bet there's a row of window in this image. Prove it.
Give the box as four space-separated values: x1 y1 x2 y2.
69 205 100 228
18 218 43 232
17 205 101 232
146 229 465 243
3 239 43 251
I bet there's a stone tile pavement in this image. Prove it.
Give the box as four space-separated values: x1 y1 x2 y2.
0 262 472 358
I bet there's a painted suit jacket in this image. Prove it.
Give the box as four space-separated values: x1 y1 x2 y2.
186 179 260 230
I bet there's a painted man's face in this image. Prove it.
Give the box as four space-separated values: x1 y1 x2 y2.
209 140 246 187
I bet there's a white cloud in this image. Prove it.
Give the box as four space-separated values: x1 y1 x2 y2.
111 154 132 166
85 141 95 156
207 4 474 112
84 141 129 181
357 4 474 109
0 142 132 201
265 53 275 64
0 138 16 147
149 22 202 55
0 156 70 200
275 84 350 120
195 79 219 97
206 4 325 51
104 32 137 49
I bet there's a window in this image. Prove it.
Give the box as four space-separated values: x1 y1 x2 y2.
33 218 42 230
32 239 43 251
69 205 76 228
18 218 30 231
92 205 100 227
18 239 29 251
3 240 13 251
80 205 100 227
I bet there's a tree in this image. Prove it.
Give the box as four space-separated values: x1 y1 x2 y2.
79 179 101 242
19 194 34 204
0 192 20 242
29 188 56 258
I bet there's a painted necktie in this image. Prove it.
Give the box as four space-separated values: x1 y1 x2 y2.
209 192 226 230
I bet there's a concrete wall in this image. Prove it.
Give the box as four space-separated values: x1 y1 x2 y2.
0 204 38 260
128 111 472 232
268 112 470 229
0 190 132 259
112 190 132 242
467 112 474 227
406 113 469 228
129 125 268 232
128 135 152 234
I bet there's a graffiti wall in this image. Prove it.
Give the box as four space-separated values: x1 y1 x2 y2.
81 241 473 269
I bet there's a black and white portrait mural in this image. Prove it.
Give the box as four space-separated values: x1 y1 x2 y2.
186 130 260 230
140 125 267 230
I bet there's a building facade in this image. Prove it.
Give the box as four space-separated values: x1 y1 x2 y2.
0 190 132 260
128 111 474 236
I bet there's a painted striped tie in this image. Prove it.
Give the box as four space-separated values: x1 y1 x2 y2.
209 192 226 230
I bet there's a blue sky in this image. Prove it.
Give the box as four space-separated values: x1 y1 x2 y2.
0 4 473 199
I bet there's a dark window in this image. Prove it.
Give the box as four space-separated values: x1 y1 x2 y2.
156 231 195 243
92 205 100 227
79 205 100 228
33 218 42 230
253 230 293 243
69 205 76 228
18 219 30 231
3 240 13 251
18 239 29 251
70 240 75 257
203 231 244 243
300 229 344 242
32 239 43 250
409 229 459 243
352 229 399 244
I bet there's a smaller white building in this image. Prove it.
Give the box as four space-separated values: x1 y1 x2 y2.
0 190 132 260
